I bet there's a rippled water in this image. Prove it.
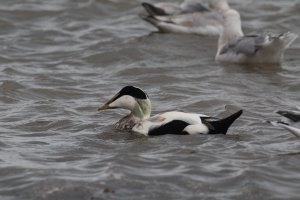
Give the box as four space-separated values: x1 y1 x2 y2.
0 0 300 199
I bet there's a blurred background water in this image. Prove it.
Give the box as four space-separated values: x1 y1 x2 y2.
0 0 299 199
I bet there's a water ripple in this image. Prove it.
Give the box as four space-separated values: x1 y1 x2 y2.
0 0 299 199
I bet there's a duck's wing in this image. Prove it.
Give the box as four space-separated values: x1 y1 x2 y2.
148 109 242 135
269 121 300 138
220 32 298 56
132 111 209 136
277 110 300 122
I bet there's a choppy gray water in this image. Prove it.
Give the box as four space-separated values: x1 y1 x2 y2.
0 0 300 199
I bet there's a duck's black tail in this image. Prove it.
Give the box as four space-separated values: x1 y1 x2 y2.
204 110 243 134
142 2 167 16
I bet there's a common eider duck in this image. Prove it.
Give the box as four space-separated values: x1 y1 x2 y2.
216 9 298 64
98 86 243 136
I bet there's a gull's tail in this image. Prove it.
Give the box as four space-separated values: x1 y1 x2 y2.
142 2 167 17
276 32 298 49
277 110 300 122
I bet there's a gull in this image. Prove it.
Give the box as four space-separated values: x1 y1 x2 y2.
216 9 298 64
141 0 230 35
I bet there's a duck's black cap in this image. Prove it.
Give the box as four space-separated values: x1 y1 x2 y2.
118 86 148 99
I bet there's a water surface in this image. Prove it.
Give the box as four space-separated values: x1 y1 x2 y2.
0 0 300 199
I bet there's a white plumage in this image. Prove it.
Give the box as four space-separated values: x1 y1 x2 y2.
270 121 300 138
141 0 230 35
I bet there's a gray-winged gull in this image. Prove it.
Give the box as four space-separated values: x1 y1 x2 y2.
216 9 298 64
141 0 230 35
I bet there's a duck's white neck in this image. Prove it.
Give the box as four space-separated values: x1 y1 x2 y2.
132 98 151 120
114 98 151 130
218 9 244 54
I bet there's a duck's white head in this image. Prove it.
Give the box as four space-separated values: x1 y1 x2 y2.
98 86 151 120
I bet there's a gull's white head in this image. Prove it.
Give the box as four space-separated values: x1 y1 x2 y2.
217 9 244 54
224 9 243 37
209 0 230 13
98 86 151 120
223 9 241 25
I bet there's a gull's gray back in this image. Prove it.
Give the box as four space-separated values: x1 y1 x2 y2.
220 34 268 55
